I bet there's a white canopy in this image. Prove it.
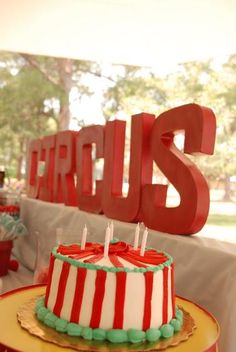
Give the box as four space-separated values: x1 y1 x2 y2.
1 0 236 68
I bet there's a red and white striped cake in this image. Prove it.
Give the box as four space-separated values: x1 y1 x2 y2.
36 240 181 344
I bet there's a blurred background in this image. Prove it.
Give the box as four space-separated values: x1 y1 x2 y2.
0 0 235 232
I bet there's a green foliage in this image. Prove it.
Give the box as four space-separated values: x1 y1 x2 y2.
0 52 65 177
0 66 62 133
102 57 236 197
207 214 236 227
169 59 236 180
102 66 167 119
0 52 103 178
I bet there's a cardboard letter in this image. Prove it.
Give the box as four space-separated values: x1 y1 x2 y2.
38 134 56 202
26 139 42 198
53 131 77 206
142 103 216 235
102 113 155 222
76 125 104 213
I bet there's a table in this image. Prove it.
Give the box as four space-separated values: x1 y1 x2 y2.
0 285 219 352
10 198 235 351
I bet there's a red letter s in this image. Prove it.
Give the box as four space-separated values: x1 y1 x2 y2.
142 104 216 235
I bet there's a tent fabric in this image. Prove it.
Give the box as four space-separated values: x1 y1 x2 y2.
1 0 236 68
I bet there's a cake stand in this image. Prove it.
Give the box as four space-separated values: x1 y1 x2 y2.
0 285 219 352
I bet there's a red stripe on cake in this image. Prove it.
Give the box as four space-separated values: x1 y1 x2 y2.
109 254 124 267
113 271 127 329
127 251 168 265
162 266 169 324
44 255 55 307
118 253 147 268
171 264 175 318
69 251 95 260
70 267 87 323
142 271 154 330
84 254 104 264
53 261 70 316
90 270 107 328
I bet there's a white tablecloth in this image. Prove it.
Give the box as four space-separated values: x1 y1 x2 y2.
0 261 33 294
4 197 236 352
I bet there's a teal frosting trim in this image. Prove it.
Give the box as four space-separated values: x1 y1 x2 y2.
110 237 119 244
146 328 161 342
35 298 183 344
176 307 183 321
160 324 174 338
170 318 182 332
35 297 45 310
81 327 93 340
127 329 146 343
107 329 128 343
52 246 173 273
93 328 106 341
67 323 82 336
55 318 68 332
37 305 48 321
44 312 57 328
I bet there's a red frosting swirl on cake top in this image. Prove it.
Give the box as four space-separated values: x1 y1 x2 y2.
57 241 168 268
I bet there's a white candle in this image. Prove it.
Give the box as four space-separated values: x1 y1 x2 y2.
140 227 148 256
81 225 87 250
133 223 140 250
110 221 114 240
56 227 63 245
104 225 111 258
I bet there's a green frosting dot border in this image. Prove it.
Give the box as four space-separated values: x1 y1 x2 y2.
35 297 183 344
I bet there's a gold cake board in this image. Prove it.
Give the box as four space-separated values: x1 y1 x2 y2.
0 285 219 352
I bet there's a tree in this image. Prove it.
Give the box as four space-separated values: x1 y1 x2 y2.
102 66 167 120
165 58 236 200
20 54 106 130
102 57 236 200
0 52 110 179
0 54 64 179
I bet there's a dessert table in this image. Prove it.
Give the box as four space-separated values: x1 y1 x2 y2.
0 285 219 352
2 198 233 351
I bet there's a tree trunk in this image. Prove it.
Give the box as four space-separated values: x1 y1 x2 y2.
222 175 231 201
21 54 73 131
57 58 73 130
59 102 70 131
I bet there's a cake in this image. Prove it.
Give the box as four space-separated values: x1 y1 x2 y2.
35 239 183 344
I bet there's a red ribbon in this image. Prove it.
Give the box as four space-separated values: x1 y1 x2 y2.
57 242 168 267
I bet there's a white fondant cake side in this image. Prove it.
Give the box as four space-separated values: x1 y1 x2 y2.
46 250 174 330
